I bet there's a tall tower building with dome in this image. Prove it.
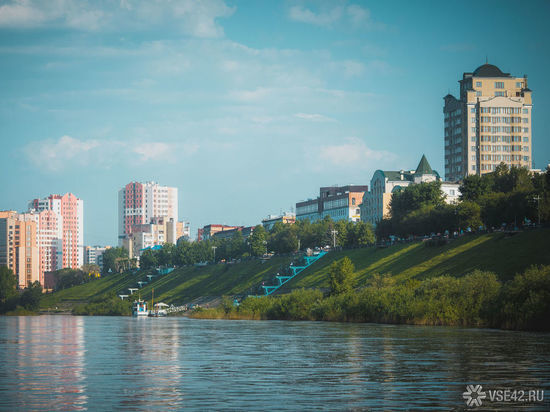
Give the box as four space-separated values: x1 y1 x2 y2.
443 63 533 181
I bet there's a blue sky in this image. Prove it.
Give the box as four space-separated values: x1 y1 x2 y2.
1 0 549 245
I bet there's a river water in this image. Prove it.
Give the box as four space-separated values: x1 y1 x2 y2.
0 316 548 410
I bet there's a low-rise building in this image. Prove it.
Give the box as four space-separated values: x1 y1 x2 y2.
84 245 110 270
296 185 368 223
261 212 296 231
360 155 461 226
212 226 255 240
197 224 240 241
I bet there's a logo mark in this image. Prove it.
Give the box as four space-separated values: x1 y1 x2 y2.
463 384 487 407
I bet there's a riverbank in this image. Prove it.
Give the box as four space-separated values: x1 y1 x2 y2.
189 265 550 331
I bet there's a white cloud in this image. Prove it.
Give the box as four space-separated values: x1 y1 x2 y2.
288 3 382 30
294 113 335 122
288 5 343 27
24 136 199 171
318 137 396 168
24 135 99 171
0 0 235 37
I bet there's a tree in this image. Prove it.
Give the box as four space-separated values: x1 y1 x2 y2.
350 221 375 246
140 249 158 270
19 281 43 311
329 257 356 295
249 225 267 257
158 243 177 267
390 181 445 222
102 247 128 274
459 174 493 202
0 266 17 307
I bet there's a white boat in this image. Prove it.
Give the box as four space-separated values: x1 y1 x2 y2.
149 302 168 317
132 299 149 317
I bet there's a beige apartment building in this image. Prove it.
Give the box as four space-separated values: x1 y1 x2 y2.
0 211 40 288
444 63 533 181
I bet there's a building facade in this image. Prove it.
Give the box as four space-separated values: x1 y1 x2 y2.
360 155 461 226
28 192 84 272
0 211 40 289
84 245 110 270
296 185 368 223
261 212 296 231
198 224 240 241
444 63 533 181
118 181 178 244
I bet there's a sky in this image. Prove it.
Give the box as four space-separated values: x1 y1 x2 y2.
1 0 549 245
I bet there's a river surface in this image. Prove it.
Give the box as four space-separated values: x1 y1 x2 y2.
0 316 549 410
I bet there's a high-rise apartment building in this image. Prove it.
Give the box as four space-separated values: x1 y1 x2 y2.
0 211 40 288
444 63 533 181
118 181 178 245
28 193 84 271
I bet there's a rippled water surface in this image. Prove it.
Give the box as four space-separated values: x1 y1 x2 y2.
0 316 549 410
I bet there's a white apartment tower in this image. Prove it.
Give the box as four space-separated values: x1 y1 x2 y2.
444 63 533 181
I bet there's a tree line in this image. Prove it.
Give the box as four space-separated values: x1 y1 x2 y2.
0 266 43 314
135 218 375 270
376 164 549 238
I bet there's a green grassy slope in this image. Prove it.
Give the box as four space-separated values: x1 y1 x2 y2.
41 256 293 309
41 229 550 310
283 229 550 290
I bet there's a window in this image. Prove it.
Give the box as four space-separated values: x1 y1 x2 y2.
523 127 529 133
476 81 482 87
516 82 523 88
495 91 506 97
471 117 476 123
524 156 529 162
523 136 529 142
523 118 528 123
472 165 476 171
352 198 356 206
476 91 482 97
495 82 505 89
470 107 476 113
523 108 528 114
471 136 476 142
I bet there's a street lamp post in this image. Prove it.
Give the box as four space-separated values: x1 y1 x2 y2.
331 230 338 249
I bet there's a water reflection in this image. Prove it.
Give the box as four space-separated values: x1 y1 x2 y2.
0 316 87 410
0 316 549 410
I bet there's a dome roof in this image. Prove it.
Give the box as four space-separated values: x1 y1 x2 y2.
473 63 510 78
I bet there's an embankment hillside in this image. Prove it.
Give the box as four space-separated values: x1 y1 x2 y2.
281 228 550 291
41 255 294 310
41 228 550 310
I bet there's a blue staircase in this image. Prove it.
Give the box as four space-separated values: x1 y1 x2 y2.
260 251 327 296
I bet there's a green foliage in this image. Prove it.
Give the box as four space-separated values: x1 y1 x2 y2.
248 225 267 256
19 281 43 311
102 247 129 274
390 181 444 222
0 266 17 308
379 165 547 238
54 268 96 290
500 265 550 330
199 266 548 331
72 293 132 316
140 249 158 270
329 257 356 295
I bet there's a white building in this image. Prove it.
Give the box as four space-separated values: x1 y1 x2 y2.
360 155 461 226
